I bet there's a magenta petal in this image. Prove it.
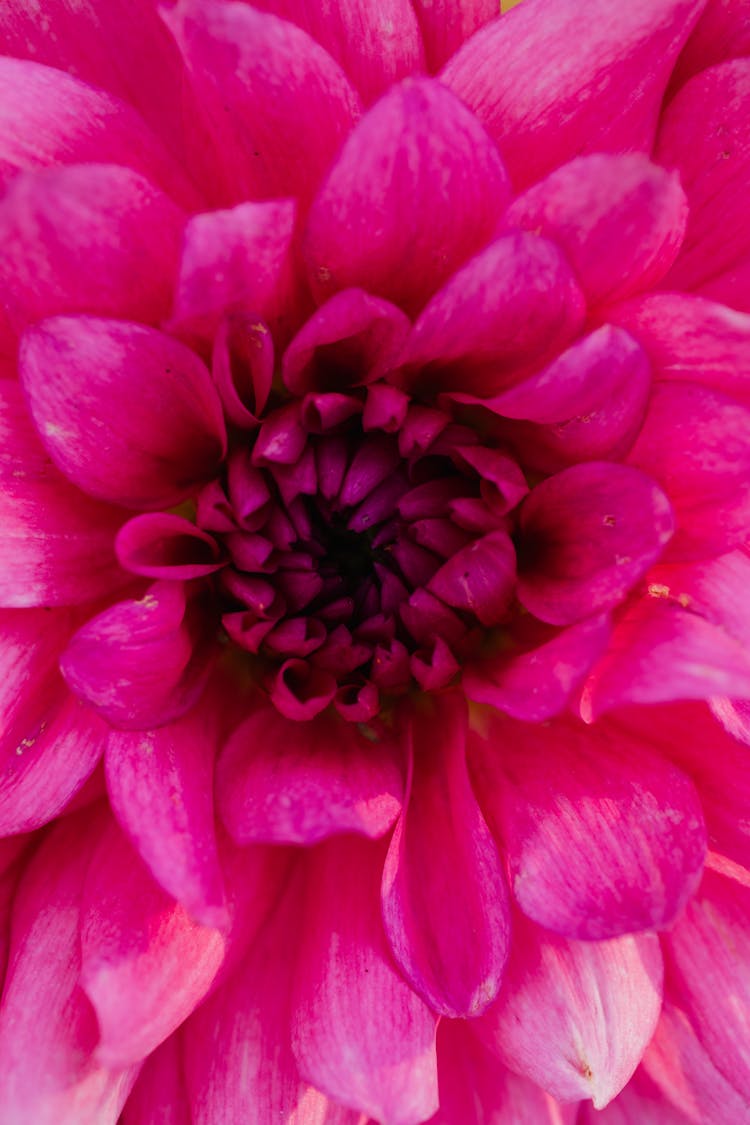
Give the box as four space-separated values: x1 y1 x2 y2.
0 812 138 1123
397 232 585 397
505 154 687 305
282 288 411 394
475 911 663 1108
170 199 301 347
658 59 750 309
304 77 511 314
169 1 360 205
120 1036 190 1125
0 57 198 207
411 0 499 71
0 381 126 607
627 381 750 557
442 0 706 189
577 1069 689 1125
428 530 516 626
381 695 510 1017
292 836 439 1124
20 316 226 510
671 0 750 87
663 865 750 1100
106 702 226 928
517 463 674 625
0 164 185 332
217 703 403 844
116 514 225 580
61 582 213 730
470 712 707 939
80 818 225 1068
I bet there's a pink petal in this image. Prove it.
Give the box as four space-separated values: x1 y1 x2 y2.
211 313 274 429
304 77 511 315
505 154 687 305
469 712 707 939
464 613 612 721
396 232 585 397
106 699 226 928
671 0 750 88
516 463 674 625
607 292 750 406
61 582 214 730
251 0 424 104
577 1069 690 1125
216 703 403 844
0 380 126 607
282 288 411 394
0 56 198 207
170 199 303 348
116 514 225 580
121 1035 191 1125
475 912 663 1108
292 836 439 1124
627 381 750 557
381 694 510 1018
641 1001 750 1123
428 530 516 626
411 0 499 71
658 59 750 309
442 0 706 189
663 865 750 1100
0 811 138 1123
430 1020 578 1125
168 1 361 205
0 164 185 333
20 316 226 509
80 818 226 1069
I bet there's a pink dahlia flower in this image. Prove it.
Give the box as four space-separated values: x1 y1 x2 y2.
2 0 750 1119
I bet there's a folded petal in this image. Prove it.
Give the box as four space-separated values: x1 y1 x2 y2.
61 582 214 730
475 912 662 1108
382 694 510 1018
442 0 705 188
658 59 750 309
106 698 226 928
505 154 687 305
0 56 198 206
116 514 226 581
0 811 138 1124
80 818 226 1069
469 712 707 939
216 703 403 844
411 0 499 71
397 232 585 396
304 77 511 315
0 380 126 607
516 463 674 625
20 316 226 509
627 381 750 557
292 836 439 1124
168 1 361 205
427 530 516 626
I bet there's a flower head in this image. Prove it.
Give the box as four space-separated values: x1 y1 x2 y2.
1 0 750 1121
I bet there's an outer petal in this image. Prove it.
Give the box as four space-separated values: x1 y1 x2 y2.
304 77 511 315
441 0 706 188
106 699 226 928
20 316 226 509
80 818 226 1069
0 164 185 332
216 704 403 844
516 463 674 625
0 380 125 607
658 59 750 309
469 712 707 939
505 154 686 305
0 811 138 1124
251 0 424 103
382 695 510 1018
0 57 198 207
168 1 361 205
578 1070 692 1125
121 1035 191 1125
411 0 499 71
671 0 750 87
396 232 585 396
475 912 663 1108
292 836 439 1124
